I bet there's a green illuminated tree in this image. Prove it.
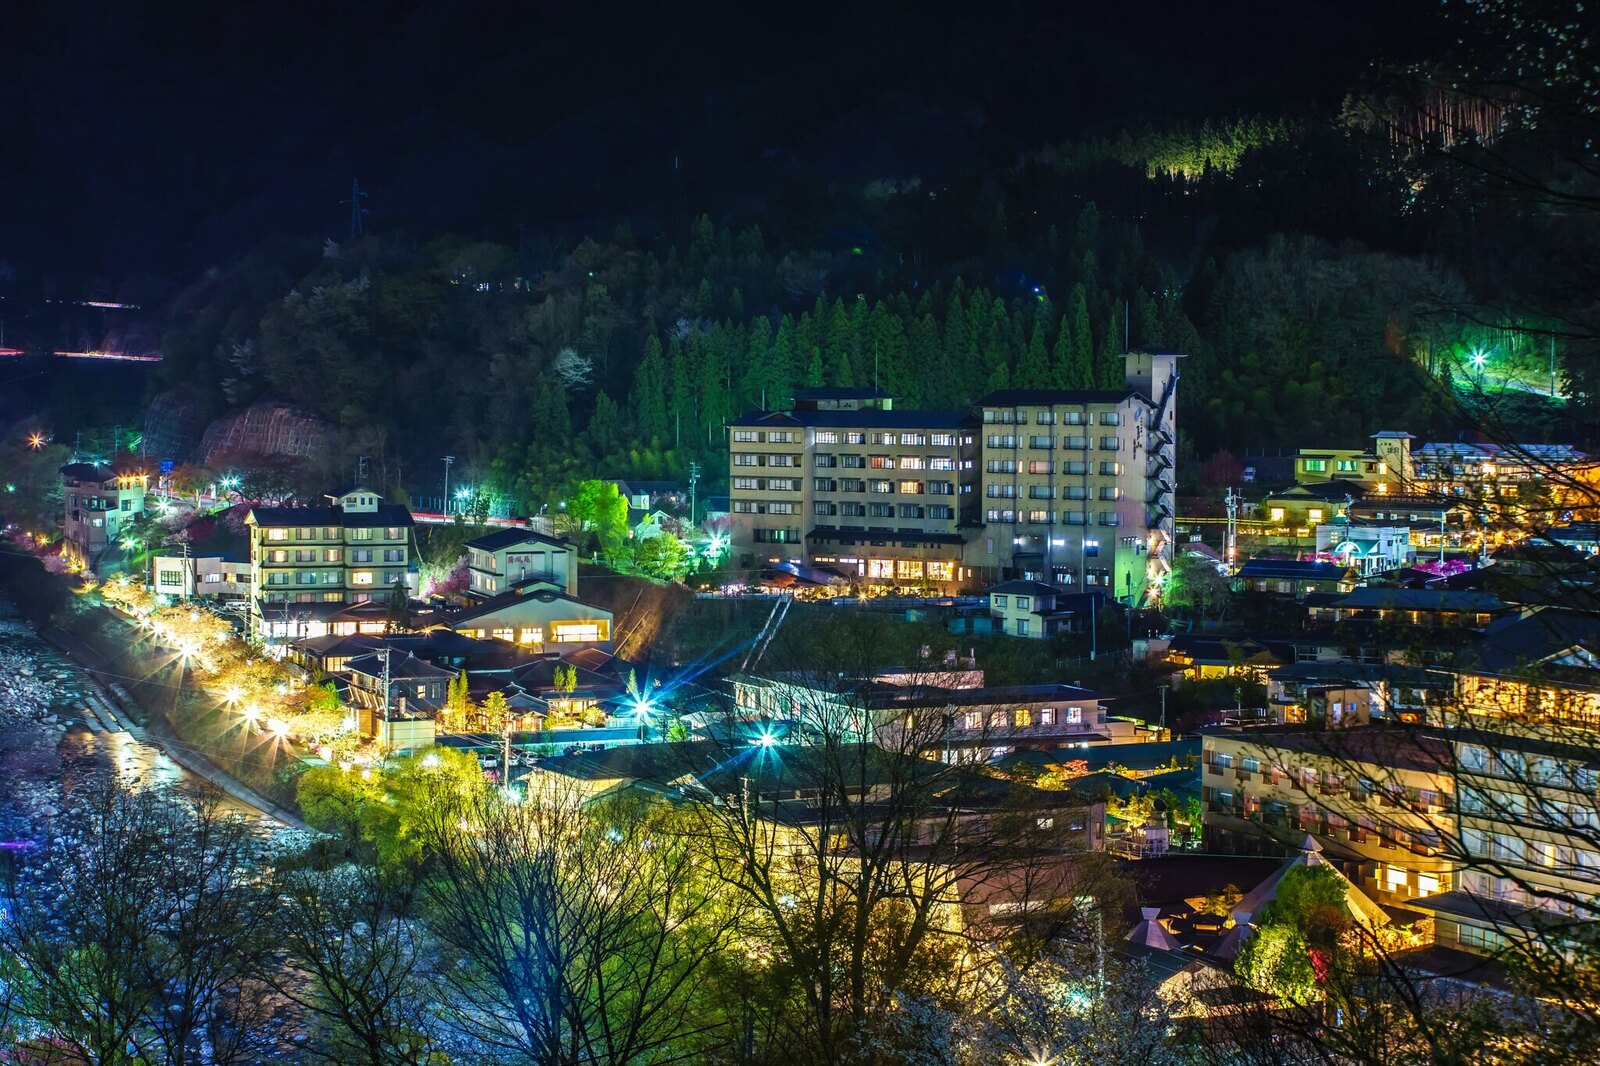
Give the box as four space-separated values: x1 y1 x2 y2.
565 479 629 557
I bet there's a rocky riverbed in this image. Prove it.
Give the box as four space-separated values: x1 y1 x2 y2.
0 601 297 850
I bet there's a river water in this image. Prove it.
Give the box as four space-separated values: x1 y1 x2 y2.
0 601 279 845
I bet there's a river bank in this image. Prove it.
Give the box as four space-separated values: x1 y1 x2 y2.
0 546 307 830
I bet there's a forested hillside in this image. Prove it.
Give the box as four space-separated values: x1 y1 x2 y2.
149 42 1586 512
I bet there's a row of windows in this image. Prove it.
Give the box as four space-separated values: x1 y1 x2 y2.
985 510 1122 526
736 429 968 447
67 494 136 512
158 570 250 587
264 569 400 586
731 477 803 492
1460 744 1600 791
1301 458 1378 474
813 503 956 520
264 526 403 541
957 706 1086 730
985 435 1122 451
989 485 1119 500
987 459 1125 476
732 453 801 467
983 410 1121 426
752 528 802 543
264 548 403 563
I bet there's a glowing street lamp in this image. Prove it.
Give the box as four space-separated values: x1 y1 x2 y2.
1470 348 1488 371
26 433 45 450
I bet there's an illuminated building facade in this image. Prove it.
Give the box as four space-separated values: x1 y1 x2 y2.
726 351 1183 599
726 388 983 587
59 460 149 573
245 486 414 637
975 350 1181 605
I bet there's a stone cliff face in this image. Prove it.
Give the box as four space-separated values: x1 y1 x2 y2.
195 401 337 464
142 391 208 462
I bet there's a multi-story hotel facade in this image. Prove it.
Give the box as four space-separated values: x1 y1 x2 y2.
727 352 1182 602
245 486 414 638
727 388 983 589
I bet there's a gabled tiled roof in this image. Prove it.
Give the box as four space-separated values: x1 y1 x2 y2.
465 527 566 552
246 504 413 529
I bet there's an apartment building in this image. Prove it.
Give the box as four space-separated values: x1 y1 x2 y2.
150 549 252 602
1204 607 1600 953
1202 724 1456 907
727 388 982 587
245 486 414 637
59 460 149 573
1291 432 1415 488
730 668 1155 759
1414 609 1600 956
974 350 1180 605
464 527 578 599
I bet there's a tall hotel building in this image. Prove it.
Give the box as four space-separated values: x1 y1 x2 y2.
728 351 1180 603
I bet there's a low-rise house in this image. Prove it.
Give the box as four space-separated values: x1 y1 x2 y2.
1307 588 1512 631
150 548 252 601
1266 662 1444 725
610 480 685 512
987 579 1073 639
1237 558 1356 597
448 588 614 652
1314 520 1414 576
464 527 578 599
345 649 450 748
346 649 453 715
1259 481 1368 530
1163 635 1296 681
731 669 1154 760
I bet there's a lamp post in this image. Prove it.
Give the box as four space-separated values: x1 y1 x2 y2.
442 456 455 514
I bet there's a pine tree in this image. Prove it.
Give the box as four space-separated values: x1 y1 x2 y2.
1067 285 1094 387
742 317 772 410
1098 307 1124 389
940 294 972 407
1015 320 1051 389
629 335 669 442
805 347 824 386
771 315 799 407
585 392 622 460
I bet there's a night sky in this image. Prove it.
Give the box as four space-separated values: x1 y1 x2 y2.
0 2 1436 295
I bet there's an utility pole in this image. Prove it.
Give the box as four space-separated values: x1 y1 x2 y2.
1551 336 1558 398
442 456 454 515
1089 595 1097 661
379 647 393 743
1158 683 1169 732
342 178 369 239
502 722 513 793
1224 487 1240 575
688 461 700 528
